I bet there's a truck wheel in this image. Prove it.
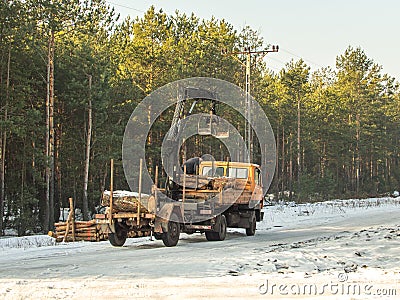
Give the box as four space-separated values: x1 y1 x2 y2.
109 223 128 247
162 213 180 247
206 215 227 241
246 214 256 236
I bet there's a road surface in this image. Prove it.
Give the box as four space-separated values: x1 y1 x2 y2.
1 202 399 299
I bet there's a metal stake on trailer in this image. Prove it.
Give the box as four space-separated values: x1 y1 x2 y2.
183 164 186 204
155 165 159 202
137 158 143 226
70 197 75 242
109 159 114 226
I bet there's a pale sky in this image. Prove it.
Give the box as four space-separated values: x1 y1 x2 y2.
107 0 400 80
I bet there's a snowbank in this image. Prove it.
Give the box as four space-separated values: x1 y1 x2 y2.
0 235 55 250
260 196 400 231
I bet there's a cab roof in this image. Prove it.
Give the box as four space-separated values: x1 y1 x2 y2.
199 161 260 168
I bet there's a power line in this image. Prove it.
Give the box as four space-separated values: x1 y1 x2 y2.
281 48 324 69
105 3 306 75
265 55 286 64
106 4 322 71
263 56 287 68
222 46 279 161
106 1 145 13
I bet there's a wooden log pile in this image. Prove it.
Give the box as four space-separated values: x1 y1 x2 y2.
176 175 246 191
176 175 212 189
102 190 151 213
48 197 109 242
52 220 109 242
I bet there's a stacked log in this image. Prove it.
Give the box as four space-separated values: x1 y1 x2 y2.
212 177 238 190
176 175 212 190
102 190 151 213
52 220 109 242
49 197 99 242
176 175 246 191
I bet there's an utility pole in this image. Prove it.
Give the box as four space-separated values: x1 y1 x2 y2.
222 46 279 161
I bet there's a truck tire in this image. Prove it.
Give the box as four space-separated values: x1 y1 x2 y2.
162 213 180 247
109 223 128 247
246 214 256 236
206 215 227 241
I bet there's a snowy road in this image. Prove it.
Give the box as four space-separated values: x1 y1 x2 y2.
1 198 399 299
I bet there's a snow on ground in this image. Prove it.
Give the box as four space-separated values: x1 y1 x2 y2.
0 235 56 250
0 197 399 299
260 197 400 231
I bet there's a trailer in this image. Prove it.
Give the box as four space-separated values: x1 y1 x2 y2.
95 160 183 247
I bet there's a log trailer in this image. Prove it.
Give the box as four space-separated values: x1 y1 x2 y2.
95 159 264 247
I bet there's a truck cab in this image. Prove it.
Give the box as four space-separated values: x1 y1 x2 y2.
198 161 264 232
199 161 264 206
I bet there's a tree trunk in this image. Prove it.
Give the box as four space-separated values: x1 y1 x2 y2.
321 140 326 178
19 148 26 236
55 102 63 221
355 113 360 195
0 47 10 235
281 126 285 199
45 31 55 231
100 160 108 204
274 118 280 201
82 75 92 221
297 95 301 200
49 31 55 229
289 133 293 200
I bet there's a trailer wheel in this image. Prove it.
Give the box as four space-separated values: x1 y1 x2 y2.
246 214 256 236
109 223 127 247
162 213 180 247
206 215 227 241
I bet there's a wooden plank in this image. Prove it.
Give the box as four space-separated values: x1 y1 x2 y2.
93 214 105 219
112 212 139 218
55 223 96 231
55 220 96 226
69 198 75 242
63 210 73 242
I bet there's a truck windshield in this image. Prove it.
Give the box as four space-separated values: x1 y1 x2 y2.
202 166 225 177
228 167 248 179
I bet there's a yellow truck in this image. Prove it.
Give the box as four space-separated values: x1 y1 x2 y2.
168 160 264 238
96 159 265 247
96 86 272 247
